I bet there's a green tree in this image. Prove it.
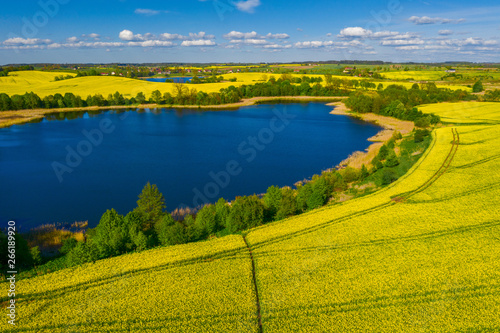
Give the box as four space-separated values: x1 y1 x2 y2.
30 246 42 265
150 90 162 104
361 164 370 179
472 80 483 93
378 144 390 160
133 182 166 231
296 183 313 212
135 92 146 104
275 188 297 220
226 195 265 233
263 185 283 221
307 178 329 210
414 117 431 128
155 214 188 246
66 240 99 266
194 205 218 239
93 209 128 257
384 150 400 167
215 198 230 228
59 238 78 255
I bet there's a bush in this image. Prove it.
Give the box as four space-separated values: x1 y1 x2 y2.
382 168 398 185
414 129 430 143
377 144 389 160
414 117 431 128
59 238 78 255
384 150 400 167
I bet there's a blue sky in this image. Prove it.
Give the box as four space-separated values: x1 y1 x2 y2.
1 0 499 64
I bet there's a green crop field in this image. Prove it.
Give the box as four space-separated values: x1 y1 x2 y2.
2 101 499 332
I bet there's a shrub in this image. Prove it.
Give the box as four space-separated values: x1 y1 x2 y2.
382 168 398 185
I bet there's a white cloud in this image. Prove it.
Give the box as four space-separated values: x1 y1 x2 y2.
438 30 454 36
266 33 290 39
66 36 79 43
339 27 372 38
224 31 260 39
439 37 498 47
230 39 269 45
294 41 334 48
234 0 261 13
396 46 422 50
408 16 465 25
119 30 137 41
3 37 52 45
181 40 216 46
263 44 292 49
381 39 425 46
339 27 400 39
134 8 168 16
129 40 174 47
160 33 186 40
188 31 215 40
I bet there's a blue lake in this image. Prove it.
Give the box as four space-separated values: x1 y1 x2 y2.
144 77 197 83
0 103 381 229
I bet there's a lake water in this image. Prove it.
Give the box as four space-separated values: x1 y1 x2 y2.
0 103 381 230
144 77 197 83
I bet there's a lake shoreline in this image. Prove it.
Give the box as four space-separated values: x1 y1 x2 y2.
327 101 415 169
0 96 344 128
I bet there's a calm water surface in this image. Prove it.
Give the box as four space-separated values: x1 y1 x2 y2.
0 103 381 229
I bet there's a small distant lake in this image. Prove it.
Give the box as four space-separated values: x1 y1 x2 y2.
0 103 381 230
144 77 199 83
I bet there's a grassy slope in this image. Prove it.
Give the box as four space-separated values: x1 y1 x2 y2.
1 102 499 332
0 71 470 99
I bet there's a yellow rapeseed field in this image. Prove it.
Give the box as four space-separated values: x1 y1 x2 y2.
0 71 470 100
0 97 498 331
0 71 243 98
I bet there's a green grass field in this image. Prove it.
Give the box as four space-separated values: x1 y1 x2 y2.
2 101 499 332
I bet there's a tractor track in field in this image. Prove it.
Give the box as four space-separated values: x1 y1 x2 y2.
242 235 263 333
393 128 460 202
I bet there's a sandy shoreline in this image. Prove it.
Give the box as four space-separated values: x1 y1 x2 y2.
328 102 415 169
0 96 344 128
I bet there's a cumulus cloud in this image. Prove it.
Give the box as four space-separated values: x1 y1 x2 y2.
119 30 138 41
3 37 52 45
294 41 334 48
408 16 465 25
66 36 79 43
396 46 422 50
181 40 216 46
223 31 260 39
438 30 454 35
230 39 269 45
266 33 290 39
160 33 186 40
188 31 215 40
234 0 261 13
381 39 425 46
338 27 400 39
263 44 292 49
